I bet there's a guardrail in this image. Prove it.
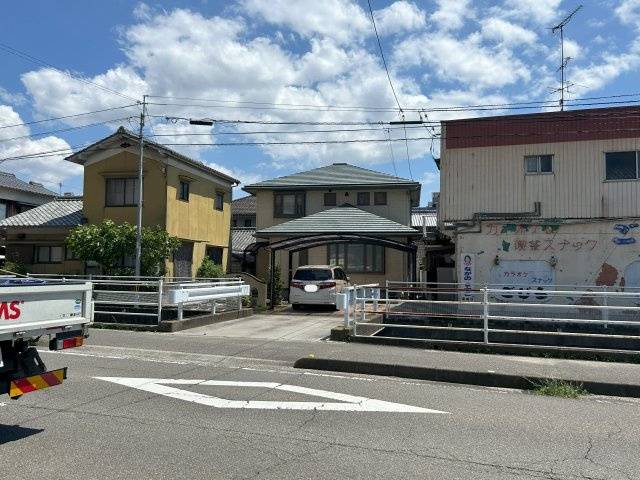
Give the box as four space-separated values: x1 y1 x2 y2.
343 284 640 352
25 275 248 325
336 284 381 328
168 282 250 320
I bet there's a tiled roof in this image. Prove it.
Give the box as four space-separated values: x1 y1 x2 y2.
256 204 419 237
0 171 57 197
231 227 257 253
244 163 420 192
232 195 256 215
0 197 83 227
411 208 437 228
66 127 240 185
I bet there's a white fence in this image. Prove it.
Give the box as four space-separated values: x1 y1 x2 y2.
339 282 640 352
26 274 248 325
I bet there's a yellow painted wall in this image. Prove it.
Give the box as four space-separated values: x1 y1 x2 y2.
83 151 167 228
165 164 232 276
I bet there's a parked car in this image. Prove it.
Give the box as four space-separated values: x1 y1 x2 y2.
289 265 349 309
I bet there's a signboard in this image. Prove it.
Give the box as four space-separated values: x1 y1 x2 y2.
490 260 554 302
459 253 475 301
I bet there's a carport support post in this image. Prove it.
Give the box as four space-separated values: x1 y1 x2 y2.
482 287 489 344
269 249 275 309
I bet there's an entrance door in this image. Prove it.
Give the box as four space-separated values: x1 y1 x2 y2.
174 242 194 278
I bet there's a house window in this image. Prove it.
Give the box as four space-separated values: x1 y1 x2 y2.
244 218 253 227
327 243 384 273
324 192 337 206
215 192 224 211
179 180 190 201
524 155 553 174
106 177 138 206
274 191 305 217
206 246 223 264
35 246 63 264
605 151 639 180
357 192 370 206
65 247 79 260
374 192 387 205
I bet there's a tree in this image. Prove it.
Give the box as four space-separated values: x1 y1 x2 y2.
196 257 225 278
66 220 181 276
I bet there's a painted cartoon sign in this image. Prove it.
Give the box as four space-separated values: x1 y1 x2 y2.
612 223 638 245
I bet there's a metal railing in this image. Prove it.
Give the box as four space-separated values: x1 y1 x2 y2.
340 283 640 352
25 274 246 325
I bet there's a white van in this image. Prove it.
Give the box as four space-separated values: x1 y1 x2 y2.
289 265 350 309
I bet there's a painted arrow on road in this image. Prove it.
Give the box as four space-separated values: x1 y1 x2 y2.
95 377 449 414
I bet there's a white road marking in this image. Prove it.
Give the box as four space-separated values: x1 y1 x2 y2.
94 377 450 414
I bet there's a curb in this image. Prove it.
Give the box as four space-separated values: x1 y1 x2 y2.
293 357 640 398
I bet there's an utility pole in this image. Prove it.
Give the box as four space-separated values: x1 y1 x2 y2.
551 5 582 111
134 94 147 278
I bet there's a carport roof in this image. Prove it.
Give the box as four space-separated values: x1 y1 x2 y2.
255 204 419 237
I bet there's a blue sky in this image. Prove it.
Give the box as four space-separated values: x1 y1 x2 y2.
1 0 640 203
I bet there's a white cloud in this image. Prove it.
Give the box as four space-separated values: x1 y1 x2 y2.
616 0 640 28
21 66 145 123
431 0 473 31
499 0 562 25
569 40 640 93
0 87 26 106
481 18 537 46
374 1 427 35
0 105 81 187
241 0 370 43
395 33 531 89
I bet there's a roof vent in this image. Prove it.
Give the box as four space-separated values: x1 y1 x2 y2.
332 162 348 165
29 181 43 187
63 192 74 197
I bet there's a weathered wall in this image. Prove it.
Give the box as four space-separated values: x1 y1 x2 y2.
455 219 640 291
440 136 640 222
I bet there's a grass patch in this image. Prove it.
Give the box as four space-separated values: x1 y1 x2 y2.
532 379 588 398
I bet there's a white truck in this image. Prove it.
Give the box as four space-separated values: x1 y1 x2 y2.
0 278 92 399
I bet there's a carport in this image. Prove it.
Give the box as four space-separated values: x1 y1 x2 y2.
254 205 420 308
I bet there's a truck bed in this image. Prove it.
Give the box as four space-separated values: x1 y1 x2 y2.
0 280 93 341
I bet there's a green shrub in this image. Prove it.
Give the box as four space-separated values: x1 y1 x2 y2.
196 257 225 278
532 379 588 398
3 260 28 275
271 265 283 306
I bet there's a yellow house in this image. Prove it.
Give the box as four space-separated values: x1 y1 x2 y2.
0 128 239 277
66 127 239 277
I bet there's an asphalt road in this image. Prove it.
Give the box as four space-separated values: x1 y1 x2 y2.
2 330 640 479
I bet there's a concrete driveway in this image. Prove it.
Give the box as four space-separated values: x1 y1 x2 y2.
174 306 342 341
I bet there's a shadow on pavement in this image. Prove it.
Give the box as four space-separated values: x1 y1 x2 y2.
0 424 44 445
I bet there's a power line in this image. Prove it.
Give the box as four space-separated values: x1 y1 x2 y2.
156 137 434 147
385 128 398 176
0 104 139 130
0 43 139 103
146 125 426 137
0 116 136 143
366 0 402 113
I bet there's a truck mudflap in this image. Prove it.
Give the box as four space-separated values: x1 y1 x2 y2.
8 367 67 399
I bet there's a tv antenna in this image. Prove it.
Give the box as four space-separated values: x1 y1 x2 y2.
551 5 582 111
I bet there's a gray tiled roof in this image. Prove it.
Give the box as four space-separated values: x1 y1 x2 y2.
411 208 437 228
244 163 420 192
256 204 419 237
232 195 256 215
0 171 57 197
231 228 257 253
0 197 83 227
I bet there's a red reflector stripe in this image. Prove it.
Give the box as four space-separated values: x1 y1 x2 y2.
40 372 62 387
60 336 83 349
12 377 36 394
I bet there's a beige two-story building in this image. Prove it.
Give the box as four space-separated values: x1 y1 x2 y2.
439 106 640 292
243 163 421 292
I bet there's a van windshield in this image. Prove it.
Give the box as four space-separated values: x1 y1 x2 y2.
293 269 333 281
